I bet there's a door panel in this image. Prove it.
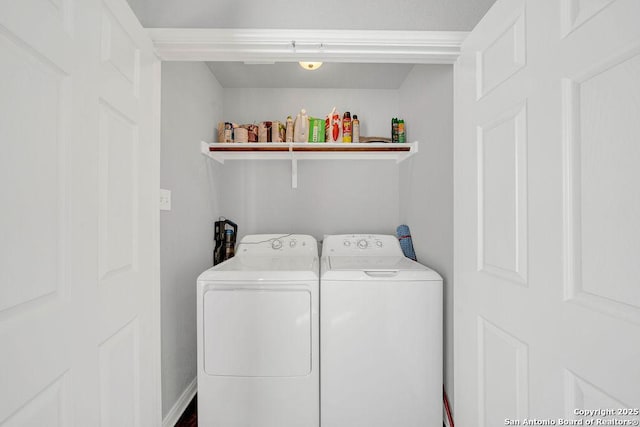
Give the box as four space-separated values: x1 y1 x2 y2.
477 103 528 284
455 0 640 424
0 25 69 313
563 46 640 323
476 8 526 99
97 0 160 425
98 100 138 280
98 319 140 427
477 317 528 427
560 0 617 38
0 1 75 424
1 374 69 427
0 0 160 425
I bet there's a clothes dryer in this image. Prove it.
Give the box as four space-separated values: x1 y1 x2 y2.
320 234 442 427
197 234 319 427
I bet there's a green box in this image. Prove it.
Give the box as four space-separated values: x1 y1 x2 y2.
308 118 325 142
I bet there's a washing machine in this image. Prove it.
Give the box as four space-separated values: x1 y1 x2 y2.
197 234 319 427
320 234 443 427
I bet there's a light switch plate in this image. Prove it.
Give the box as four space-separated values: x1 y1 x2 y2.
160 188 171 211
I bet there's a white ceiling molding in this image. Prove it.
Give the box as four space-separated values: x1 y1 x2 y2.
148 28 468 64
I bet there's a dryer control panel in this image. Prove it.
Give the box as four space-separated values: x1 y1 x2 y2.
322 234 403 256
236 234 318 257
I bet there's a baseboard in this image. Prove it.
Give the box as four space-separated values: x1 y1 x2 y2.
162 377 197 427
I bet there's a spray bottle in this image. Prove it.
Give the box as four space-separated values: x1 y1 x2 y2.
343 111 352 143
398 119 406 143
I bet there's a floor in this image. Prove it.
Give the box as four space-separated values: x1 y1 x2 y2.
173 395 448 426
174 395 197 427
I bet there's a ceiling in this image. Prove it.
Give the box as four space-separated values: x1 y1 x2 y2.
128 0 496 88
127 0 496 31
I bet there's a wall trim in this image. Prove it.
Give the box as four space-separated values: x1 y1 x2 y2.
162 377 197 427
148 28 468 64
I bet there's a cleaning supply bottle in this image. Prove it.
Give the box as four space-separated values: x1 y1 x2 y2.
325 107 342 142
343 111 352 143
293 109 309 142
392 118 399 143
353 115 360 143
223 229 235 261
398 119 406 143
285 115 294 142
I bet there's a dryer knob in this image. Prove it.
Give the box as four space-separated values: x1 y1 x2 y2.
357 239 369 249
272 239 283 250
343 240 351 247
289 239 297 248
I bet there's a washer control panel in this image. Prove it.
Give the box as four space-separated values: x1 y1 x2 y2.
323 234 403 256
237 234 318 256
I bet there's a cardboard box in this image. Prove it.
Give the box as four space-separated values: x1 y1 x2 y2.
308 117 325 142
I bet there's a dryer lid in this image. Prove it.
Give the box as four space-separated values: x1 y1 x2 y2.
198 255 319 282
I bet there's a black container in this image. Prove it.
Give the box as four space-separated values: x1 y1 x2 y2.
213 218 237 265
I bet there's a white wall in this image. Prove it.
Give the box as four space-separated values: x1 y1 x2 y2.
219 88 402 241
160 62 223 418
398 65 454 402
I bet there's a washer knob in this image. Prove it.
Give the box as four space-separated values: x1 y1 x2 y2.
272 239 283 250
289 239 297 248
357 239 369 249
376 241 383 247
343 240 351 247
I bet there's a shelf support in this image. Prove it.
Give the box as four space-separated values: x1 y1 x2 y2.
289 144 298 188
291 158 298 189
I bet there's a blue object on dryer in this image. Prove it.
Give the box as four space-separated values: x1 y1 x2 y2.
396 224 417 261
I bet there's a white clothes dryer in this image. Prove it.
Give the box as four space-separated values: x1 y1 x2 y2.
320 234 443 427
197 234 319 427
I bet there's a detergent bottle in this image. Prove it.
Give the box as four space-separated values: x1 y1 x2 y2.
285 116 294 142
293 109 309 142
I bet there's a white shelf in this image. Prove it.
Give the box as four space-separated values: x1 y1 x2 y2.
201 141 418 188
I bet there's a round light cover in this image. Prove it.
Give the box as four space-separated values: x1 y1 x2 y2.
299 61 323 71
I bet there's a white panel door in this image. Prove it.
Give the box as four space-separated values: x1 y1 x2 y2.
0 1 160 426
454 0 640 425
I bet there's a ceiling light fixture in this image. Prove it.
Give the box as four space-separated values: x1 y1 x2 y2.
299 61 323 71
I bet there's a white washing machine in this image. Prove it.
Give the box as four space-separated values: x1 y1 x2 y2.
320 234 443 427
197 234 319 427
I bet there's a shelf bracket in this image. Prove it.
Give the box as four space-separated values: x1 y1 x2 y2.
291 158 298 189
287 144 298 189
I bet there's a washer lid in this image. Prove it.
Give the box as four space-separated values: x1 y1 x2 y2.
198 255 319 282
323 256 442 281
